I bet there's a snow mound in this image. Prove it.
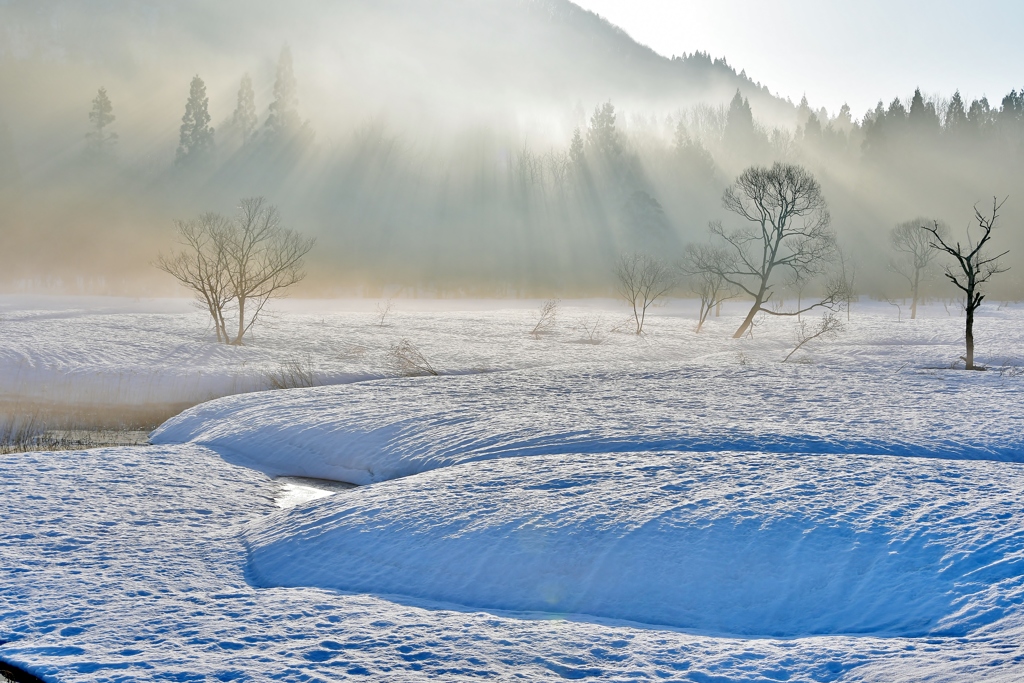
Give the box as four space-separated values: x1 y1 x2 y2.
245 451 1024 638
153 364 1024 484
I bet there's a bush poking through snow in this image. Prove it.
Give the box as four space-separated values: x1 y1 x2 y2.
375 299 393 327
783 311 843 362
264 357 318 390
576 315 605 344
388 339 438 376
530 299 559 336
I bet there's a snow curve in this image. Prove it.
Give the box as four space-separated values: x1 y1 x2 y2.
244 451 1024 638
152 363 1024 484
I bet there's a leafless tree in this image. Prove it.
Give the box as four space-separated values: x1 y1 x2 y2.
681 243 733 332
614 252 674 334
925 198 1010 370
156 197 314 345
155 212 233 342
889 218 948 319
531 298 559 336
376 298 393 326
698 163 840 338
224 197 315 345
836 245 857 321
782 310 844 362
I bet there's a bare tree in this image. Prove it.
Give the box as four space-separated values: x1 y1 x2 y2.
889 218 948 319
925 198 1009 370
225 197 315 345
698 163 840 338
681 244 733 332
615 253 673 334
155 213 233 342
376 299 393 326
156 198 314 345
836 245 857 321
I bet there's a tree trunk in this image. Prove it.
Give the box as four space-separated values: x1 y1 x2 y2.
715 300 721 317
234 296 246 345
964 289 975 369
910 268 920 320
733 291 765 339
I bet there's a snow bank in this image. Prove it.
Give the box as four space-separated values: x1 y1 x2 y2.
245 451 1024 637
152 362 1024 484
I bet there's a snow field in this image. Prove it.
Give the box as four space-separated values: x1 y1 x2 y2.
3 296 1024 680
245 450 1024 639
2 294 1022 416
3 445 1023 682
152 359 1024 484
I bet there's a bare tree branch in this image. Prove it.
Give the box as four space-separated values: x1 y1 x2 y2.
924 197 1010 369
615 253 674 334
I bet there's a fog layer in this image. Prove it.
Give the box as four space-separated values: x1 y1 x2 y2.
0 0 1020 298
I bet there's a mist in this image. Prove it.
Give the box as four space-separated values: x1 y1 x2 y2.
0 0 1021 300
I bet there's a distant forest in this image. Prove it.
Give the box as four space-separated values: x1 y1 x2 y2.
0 1 1021 299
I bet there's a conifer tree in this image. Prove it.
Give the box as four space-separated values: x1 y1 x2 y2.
232 73 258 145
907 88 940 135
723 90 755 153
945 91 968 131
176 75 214 164
86 87 118 159
586 102 621 158
568 127 585 167
265 45 301 142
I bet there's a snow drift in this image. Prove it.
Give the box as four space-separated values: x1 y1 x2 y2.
244 451 1024 638
153 363 1024 485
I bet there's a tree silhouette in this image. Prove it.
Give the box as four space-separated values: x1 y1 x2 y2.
586 101 621 159
265 45 302 143
86 87 117 160
569 127 585 168
695 163 841 339
925 198 1009 370
889 218 947 320
232 73 258 145
176 75 214 165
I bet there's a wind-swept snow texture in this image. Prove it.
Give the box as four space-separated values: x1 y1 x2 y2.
6 299 1024 681
152 361 1024 484
3 446 1024 682
246 451 1024 638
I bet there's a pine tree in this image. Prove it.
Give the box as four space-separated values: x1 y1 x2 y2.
568 127 585 167
177 75 215 164
86 87 117 159
723 90 755 153
945 91 968 131
232 73 257 145
796 94 812 125
586 102 620 158
265 45 301 141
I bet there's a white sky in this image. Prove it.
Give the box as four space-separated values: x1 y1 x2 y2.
572 0 1024 118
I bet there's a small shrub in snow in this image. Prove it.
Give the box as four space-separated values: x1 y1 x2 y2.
265 357 318 390
388 339 438 377
530 299 559 336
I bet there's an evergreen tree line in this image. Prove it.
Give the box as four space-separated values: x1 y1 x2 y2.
84 46 309 167
11 49 1024 297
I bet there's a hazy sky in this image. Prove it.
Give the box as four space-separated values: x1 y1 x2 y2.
573 0 1024 118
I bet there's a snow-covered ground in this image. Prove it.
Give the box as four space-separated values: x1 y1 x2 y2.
2 294 1021 416
2 296 1024 681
